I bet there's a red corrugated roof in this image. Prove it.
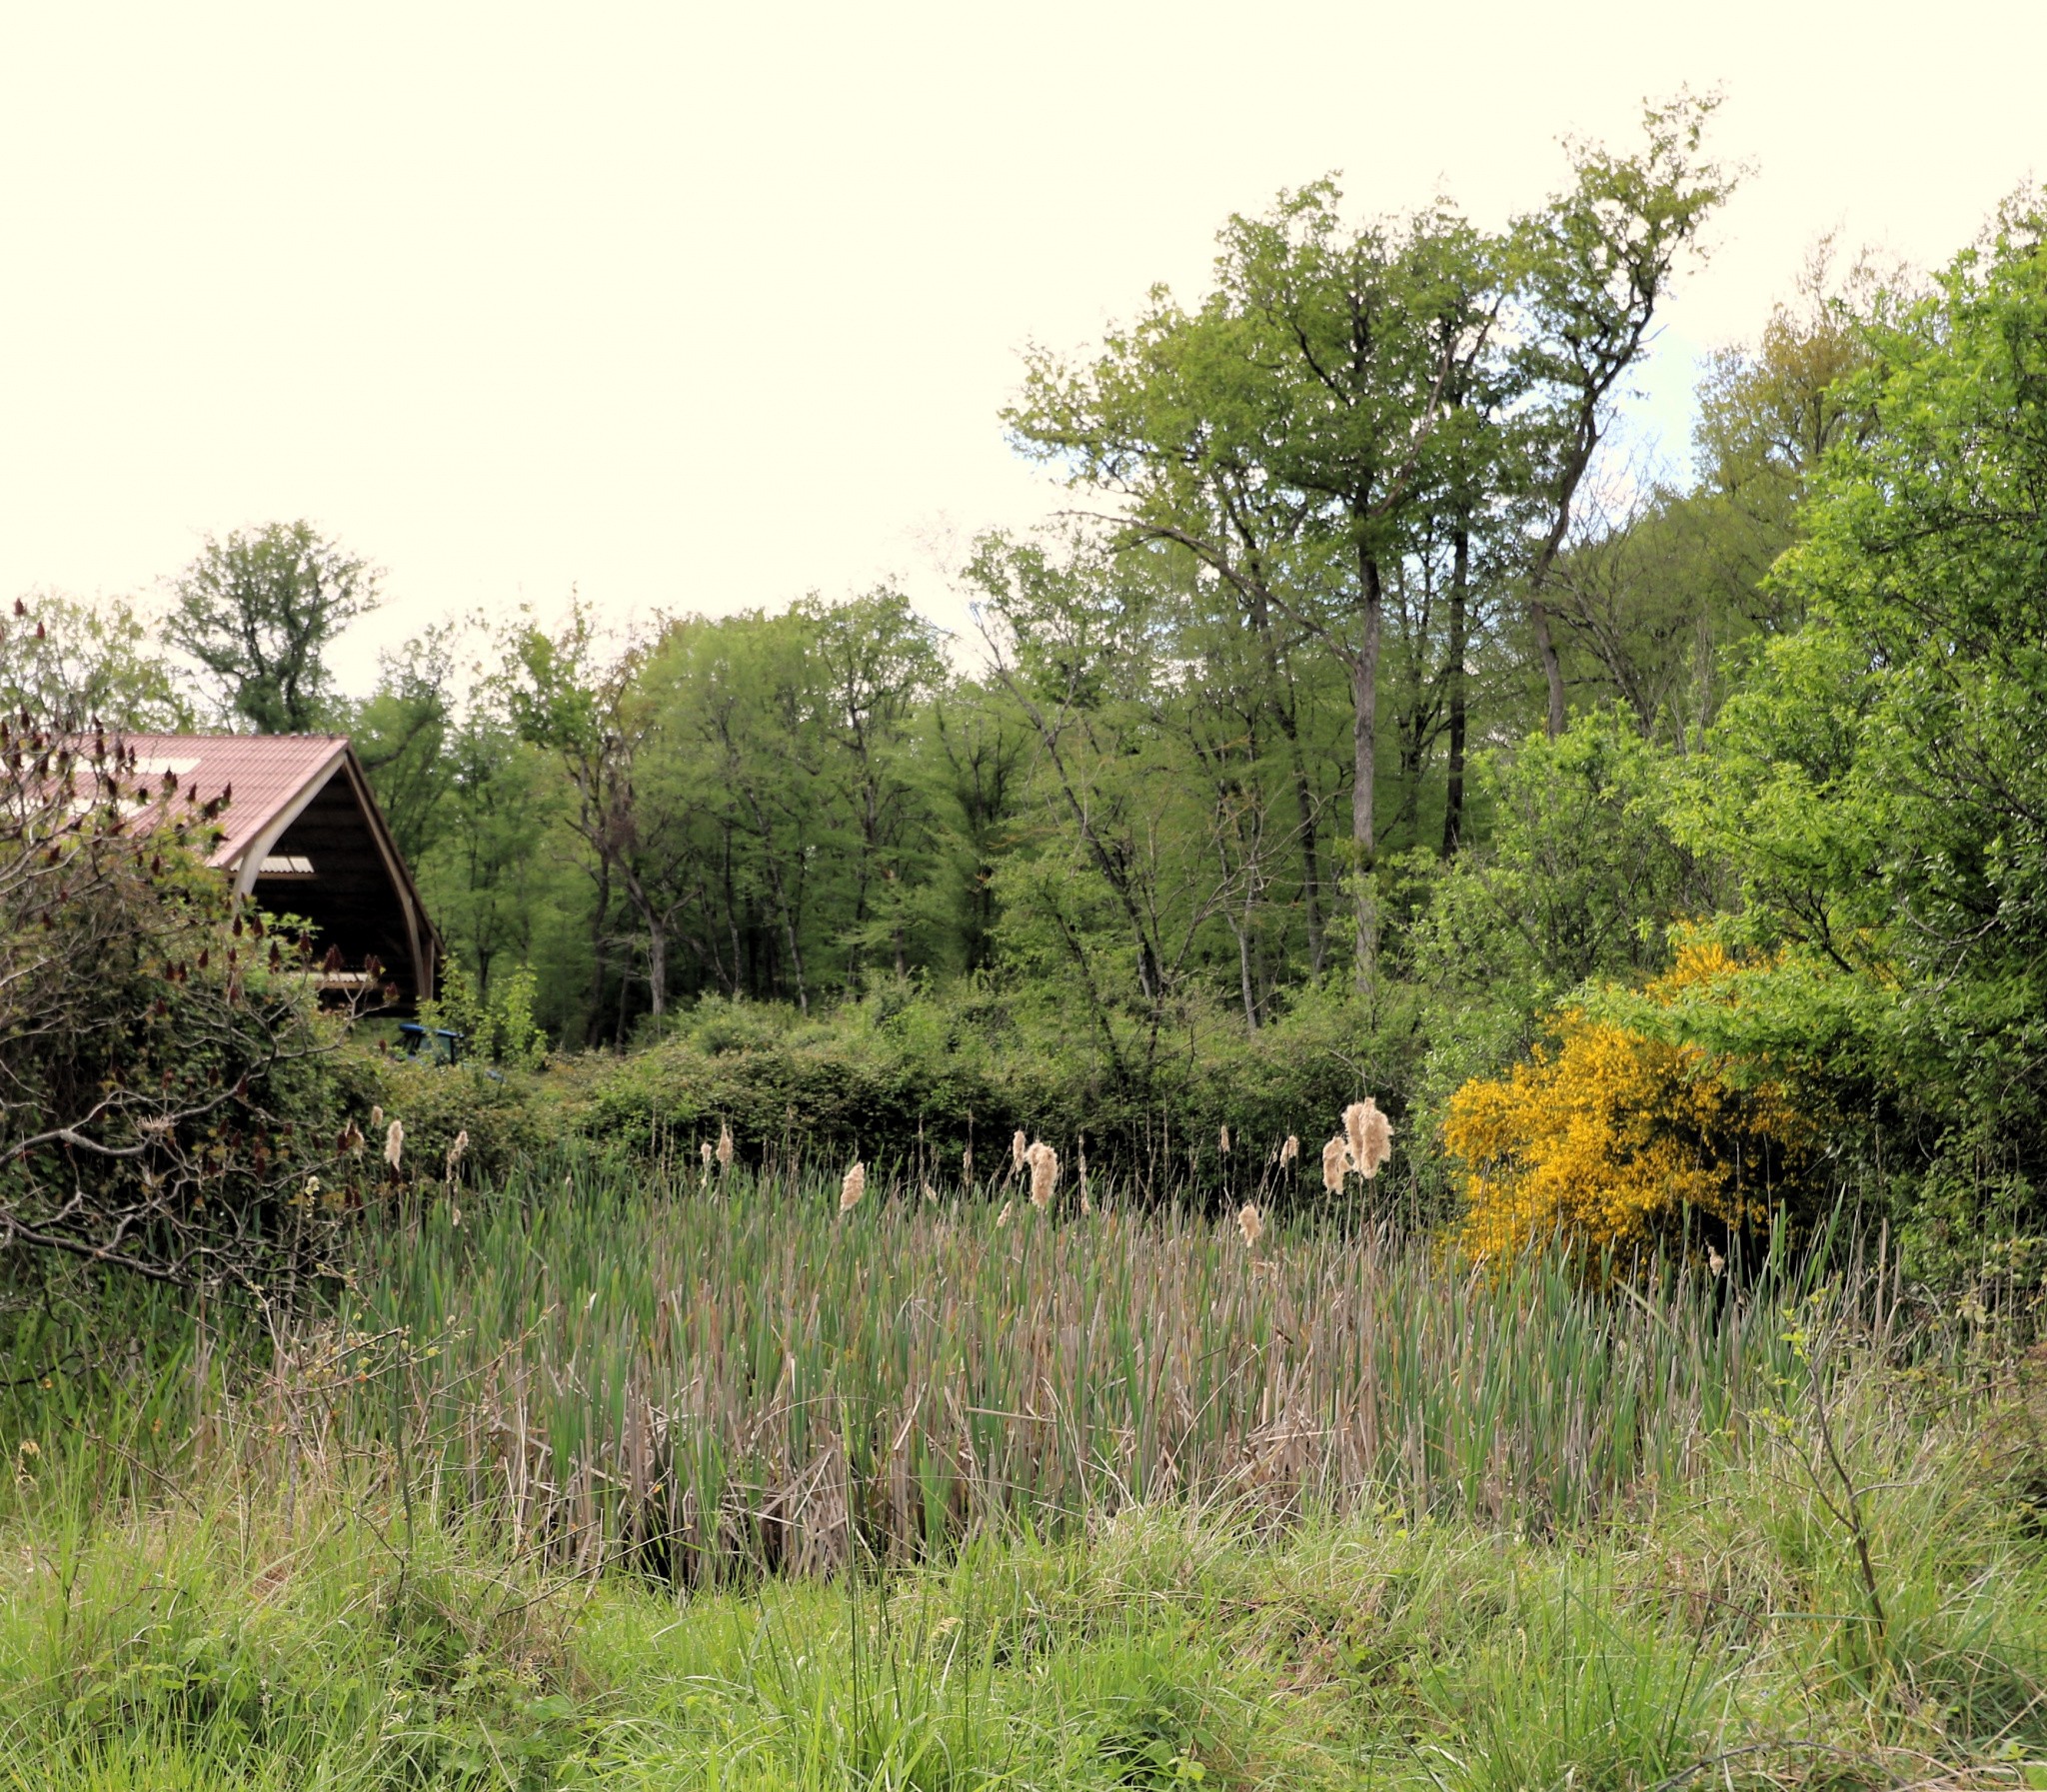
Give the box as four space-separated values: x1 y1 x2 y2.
109 734 352 869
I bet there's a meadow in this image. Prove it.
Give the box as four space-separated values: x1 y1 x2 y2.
5 1156 2045 1789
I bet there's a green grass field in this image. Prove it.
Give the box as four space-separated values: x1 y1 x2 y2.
5 1159 2045 1788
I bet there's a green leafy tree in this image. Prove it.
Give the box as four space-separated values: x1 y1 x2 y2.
1671 191 2047 1216
0 591 192 731
800 588 952 978
1013 194 1498 980
168 521 379 733
351 621 462 863
1509 93 1733 738
412 708 576 1016
502 603 655 1022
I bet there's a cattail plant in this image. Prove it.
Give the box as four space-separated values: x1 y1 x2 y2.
1025 1140 1058 1210
1011 1129 1027 1175
1342 1097 1391 1187
716 1121 735 1169
1321 1134 1348 1193
350 1151 1867 1585
1343 1098 1394 1179
839 1160 866 1212
1278 1134 1299 1170
384 1119 404 1174
1218 1124 1231 1155
445 1129 469 1182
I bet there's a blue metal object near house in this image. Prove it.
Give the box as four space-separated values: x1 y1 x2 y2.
397 1022 466 1065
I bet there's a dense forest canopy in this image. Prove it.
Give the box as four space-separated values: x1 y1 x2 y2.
8 100 2046 1268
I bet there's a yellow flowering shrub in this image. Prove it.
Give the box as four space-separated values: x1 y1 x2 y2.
1447 944 1816 1261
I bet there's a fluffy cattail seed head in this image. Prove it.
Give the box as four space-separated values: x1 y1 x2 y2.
1321 1133 1348 1194
1342 1103 1368 1176
1218 1124 1231 1154
716 1121 734 1168
1011 1129 1027 1174
701 1141 714 1169
996 1199 1013 1229
1343 1098 1394 1179
384 1119 404 1172
1278 1133 1299 1169
1236 1201 1263 1249
370 1104 383 1130
840 1161 866 1212
1025 1140 1059 1209
448 1129 468 1168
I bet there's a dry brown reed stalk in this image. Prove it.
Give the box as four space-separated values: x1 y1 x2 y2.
1011 1129 1027 1175
1343 1098 1393 1179
839 1161 866 1212
1025 1140 1059 1210
1321 1134 1348 1193
716 1122 734 1169
1236 1202 1262 1249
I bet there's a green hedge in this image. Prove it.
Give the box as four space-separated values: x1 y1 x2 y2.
562 985 1424 1204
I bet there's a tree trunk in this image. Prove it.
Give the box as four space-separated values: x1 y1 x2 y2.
1348 547 1383 986
644 921 668 1019
1442 525 1471 856
1236 917 1259 1030
1530 596 1566 739
587 860 611 1049
1292 760 1326 977
618 863 668 1020
1246 587 1326 977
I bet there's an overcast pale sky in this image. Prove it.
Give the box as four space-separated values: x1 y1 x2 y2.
2 1 2039 691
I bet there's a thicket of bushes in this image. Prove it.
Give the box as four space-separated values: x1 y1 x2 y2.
557 981 1414 1202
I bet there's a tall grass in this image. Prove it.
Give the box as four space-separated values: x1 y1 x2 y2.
283 1154 1907 1581
6 1155 2044 1786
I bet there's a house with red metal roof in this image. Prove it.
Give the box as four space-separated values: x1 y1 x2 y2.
117 734 439 1010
